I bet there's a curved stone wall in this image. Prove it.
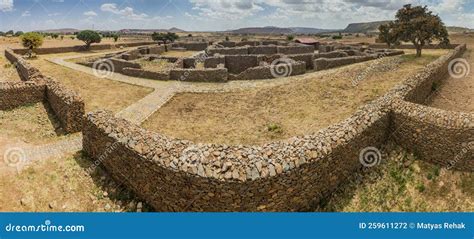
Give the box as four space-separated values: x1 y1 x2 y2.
82 44 472 212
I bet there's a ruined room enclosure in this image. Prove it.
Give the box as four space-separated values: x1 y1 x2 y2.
142 49 448 145
1 41 472 212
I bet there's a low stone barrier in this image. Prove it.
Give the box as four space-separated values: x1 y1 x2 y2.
169 68 228 82
122 68 170 80
81 44 473 212
45 78 85 133
109 58 141 73
224 55 259 74
4 48 85 133
12 41 157 55
248 46 278 55
229 61 306 80
83 96 389 211
286 54 315 70
5 49 42 81
207 47 249 56
391 100 473 171
183 58 196 68
314 55 383 71
277 45 314 55
204 56 225 68
369 43 460 50
0 81 45 110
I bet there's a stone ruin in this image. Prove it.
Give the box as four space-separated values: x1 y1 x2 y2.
1 41 471 212
77 40 404 83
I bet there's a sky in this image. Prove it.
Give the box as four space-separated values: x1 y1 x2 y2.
0 0 473 32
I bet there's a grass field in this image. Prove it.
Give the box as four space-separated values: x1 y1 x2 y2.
26 52 153 113
142 49 448 145
322 144 473 212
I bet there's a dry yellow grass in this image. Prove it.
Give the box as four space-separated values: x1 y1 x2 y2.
161 50 198 57
321 145 473 212
138 59 175 71
26 52 153 113
428 34 474 112
142 50 448 145
0 151 147 212
0 103 69 145
0 52 21 81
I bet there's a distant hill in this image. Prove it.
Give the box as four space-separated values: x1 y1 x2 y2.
229 26 338 35
118 28 186 34
343 21 392 33
36 28 79 34
447 26 472 33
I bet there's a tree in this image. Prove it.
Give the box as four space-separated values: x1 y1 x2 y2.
378 22 399 48
287 35 295 41
151 32 179 44
14 31 24 37
20 32 44 58
52 33 59 39
0 31 4 36
113 34 119 42
77 30 102 49
392 4 449 57
6 30 14 36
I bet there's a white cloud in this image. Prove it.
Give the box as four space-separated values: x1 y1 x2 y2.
0 0 13 12
100 3 148 20
21 10 30 17
189 0 264 20
84 11 97 17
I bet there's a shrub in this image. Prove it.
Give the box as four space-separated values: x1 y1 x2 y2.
332 35 343 40
20 32 44 57
77 30 102 49
287 35 295 41
151 32 179 44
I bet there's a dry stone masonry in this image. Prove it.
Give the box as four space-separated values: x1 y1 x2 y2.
82 44 472 211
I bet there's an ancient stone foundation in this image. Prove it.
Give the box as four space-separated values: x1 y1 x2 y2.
3 49 85 133
83 45 472 211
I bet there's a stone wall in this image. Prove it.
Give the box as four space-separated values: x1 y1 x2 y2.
0 81 45 110
391 100 473 171
207 47 249 56
109 58 141 73
204 56 225 68
83 97 389 211
4 49 85 133
122 67 170 80
5 49 42 81
169 68 228 82
369 43 460 50
229 61 306 80
286 54 315 70
224 55 259 74
12 42 157 55
44 77 85 133
248 46 278 55
277 45 314 55
81 44 473 212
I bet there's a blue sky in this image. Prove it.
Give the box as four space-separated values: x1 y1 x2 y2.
1 0 473 32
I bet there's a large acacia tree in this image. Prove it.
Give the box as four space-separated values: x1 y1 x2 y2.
380 4 449 57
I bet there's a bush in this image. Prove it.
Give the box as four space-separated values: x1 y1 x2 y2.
151 32 179 44
287 35 295 41
77 30 102 49
20 32 44 57
332 35 343 40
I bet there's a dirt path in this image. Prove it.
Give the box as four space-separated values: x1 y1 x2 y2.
429 49 474 112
